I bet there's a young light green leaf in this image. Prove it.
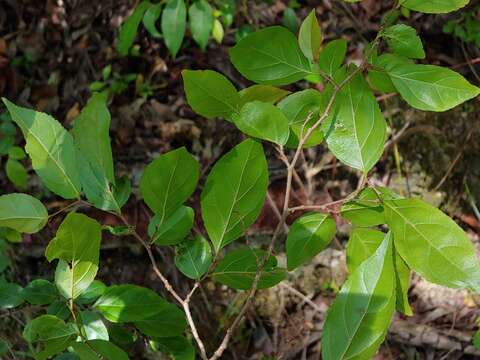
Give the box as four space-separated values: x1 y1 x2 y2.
286 213 336 270
6 159 28 189
382 24 425 59
79 311 109 341
94 284 173 322
0 193 48 233
2 98 81 199
175 235 212 279
188 0 213 50
298 10 322 62
133 303 186 338
161 0 186 58
384 198 480 292
277 89 325 148
387 63 480 112
400 0 469 13
212 247 286 290
229 26 311 85
212 18 224 43
322 232 396 360
117 1 152 56
322 72 387 172
23 279 58 305
151 336 195 360
140 147 199 221
182 70 240 120
143 3 162 38
0 282 24 308
71 340 129 360
55 260 98 300
317 39 347 77
238 85 290 107
201 139 268 251
232 101 290 145
148 205 194 245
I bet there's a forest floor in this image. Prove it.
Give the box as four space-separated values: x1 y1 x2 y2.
1 0 480 359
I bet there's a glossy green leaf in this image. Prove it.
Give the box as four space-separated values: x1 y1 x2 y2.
322 232 395 360
277 89 325 148
213 247 286 290
387 63 480 112
94 284 174 322
229 26 311 85
0 193 48 233
400 0 469 13
384 198 480 291
322 72 387 172
149 206 194 245
79 311 109 341
238 85 290 107
175 235 212 279
23 315 77 360
382 24 425 59
71 340 129 360
117 1 151 55
55 260 98 300
140 147 199 221
0 282 24 308
232 101 290 145
182 69 240 120
23 279 58 305
2 98 81 199
298 10 322 62
201 139 268 251
161 0 186 58
151 336 195 360
6 159 28 189
76 280 107 305
286 213 336 270
143 3 162 38
317 39 347 77
189 0 213 50
133 303 186 337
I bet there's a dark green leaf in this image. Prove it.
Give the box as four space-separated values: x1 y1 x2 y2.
189 0 213 50
0 193 48 233
23 279 58 305
151 336 195 360
149 205 194 245
117 1 152 56
298 10 321 62
382 24 425 59
282 8 298 34
71 340 129 360
47 300 71 320
133 303 186 337
8 146 26 159
0 282 24 308
6 158 28 189
175 235 212 279
161 0 186 58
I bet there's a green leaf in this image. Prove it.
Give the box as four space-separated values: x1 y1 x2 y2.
182 69 240 120
0 339 9 357
232 101 290 145
76 280 107 305
8 146 26 159
277 89 325 148
6 158 28 189
47 300 71 320
212 18 224 43
72 93 119 212
382 24 425 59
133 303 186 338
384 198 480 291
346 228 413 315
322 72 387 172
175 235 212 279
23 315 77 360
94 284 174 322
282 8 298 34
286 213 335 270
2 98 81 199
317 39 347 77
0 193 48 233
238 85 290 107
151 336 195 360
161 0 186 58
229 26 311 85
201 139 268 251
148 205 194 245
367 53 403 93
188 0 213 50
400 0 469 13
79 311 109 341
117 1 152 56
23 279 58 305
55 260 98 300
140 147 199 221
387 63 480 112
340 187 401 227
0 282 24 308
213 247 286 290
46 212 102 265
322 232 396 360
298 10 322 62
143 3 162 38
71 340 129 360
